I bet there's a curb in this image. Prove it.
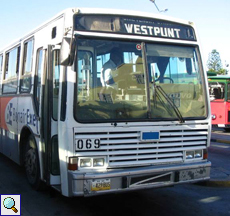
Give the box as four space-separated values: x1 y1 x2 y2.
211 138 230 144
197 179 230 187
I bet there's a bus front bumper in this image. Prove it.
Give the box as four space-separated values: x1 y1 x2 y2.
68 161 211 197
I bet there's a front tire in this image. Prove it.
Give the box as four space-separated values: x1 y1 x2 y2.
24 135 42 190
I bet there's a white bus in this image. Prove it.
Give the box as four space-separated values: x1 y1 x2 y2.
0 8 211 197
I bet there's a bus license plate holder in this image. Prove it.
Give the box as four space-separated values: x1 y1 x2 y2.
91 179 111 191
178 168 208 181
141 131 160 141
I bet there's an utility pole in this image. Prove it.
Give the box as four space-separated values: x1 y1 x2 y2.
149 0 168 13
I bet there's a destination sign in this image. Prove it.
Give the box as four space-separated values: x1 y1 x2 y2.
74 15 196 41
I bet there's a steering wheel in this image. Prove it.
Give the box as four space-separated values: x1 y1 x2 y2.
155 77 174 83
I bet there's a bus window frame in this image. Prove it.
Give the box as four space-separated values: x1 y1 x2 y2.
34 47 43 117
0 54 3 73
0 54 3 79
227 82 230 101
2 45 20 95
0 54 2 95
60 67 67 121
20 37 34 93
52 49 61 121
209 81 225 101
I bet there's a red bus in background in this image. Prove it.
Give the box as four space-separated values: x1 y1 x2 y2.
208 75 230 131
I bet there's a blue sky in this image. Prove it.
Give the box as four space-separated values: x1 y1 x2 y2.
0 0 229 70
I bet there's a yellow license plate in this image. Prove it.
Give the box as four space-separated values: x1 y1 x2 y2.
91 179 111 191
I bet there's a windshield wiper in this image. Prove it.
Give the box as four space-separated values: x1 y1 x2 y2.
155 85 185 123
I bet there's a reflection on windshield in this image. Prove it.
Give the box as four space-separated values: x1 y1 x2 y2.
75 39 207 122
146 44 206 120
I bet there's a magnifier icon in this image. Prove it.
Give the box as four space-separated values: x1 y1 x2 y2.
3 197 18 213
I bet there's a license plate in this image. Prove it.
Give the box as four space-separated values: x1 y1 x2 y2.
218 124 225 127
91 179 111 191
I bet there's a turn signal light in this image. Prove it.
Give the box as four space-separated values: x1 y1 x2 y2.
203 149 208 159
68 157 78 171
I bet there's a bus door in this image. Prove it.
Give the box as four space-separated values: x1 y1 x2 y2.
40 45 61 186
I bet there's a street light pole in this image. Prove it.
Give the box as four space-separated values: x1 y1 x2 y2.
149 0 168 13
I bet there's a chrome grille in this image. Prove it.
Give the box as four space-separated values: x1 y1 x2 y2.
74 124 208 167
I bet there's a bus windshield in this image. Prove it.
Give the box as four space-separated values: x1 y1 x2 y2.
74 38 207 122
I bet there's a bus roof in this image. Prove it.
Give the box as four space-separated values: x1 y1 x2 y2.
76 7 194 25
0 7 196 52
208 75 230 80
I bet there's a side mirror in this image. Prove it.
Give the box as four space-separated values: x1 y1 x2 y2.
60 37 76 66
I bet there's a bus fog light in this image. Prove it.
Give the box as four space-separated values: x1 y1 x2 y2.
186 151 194 159
80 158 92 167
93 158 105 167
195 150 202 158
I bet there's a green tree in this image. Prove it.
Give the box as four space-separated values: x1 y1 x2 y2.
207 49 227 75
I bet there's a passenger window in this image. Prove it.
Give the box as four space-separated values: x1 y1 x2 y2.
0 54 2 80
3 46 20 94
52 50 60 120
34 48 43 115
0 55 2 94
228 84 230 101
20 39 34 93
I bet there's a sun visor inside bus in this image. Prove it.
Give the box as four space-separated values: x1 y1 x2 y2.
147 44 194 58
77 16 121 32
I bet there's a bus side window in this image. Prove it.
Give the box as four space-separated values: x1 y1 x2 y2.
2 46 20 94
34 48 43 116
20 39 34 93
0 54 2 94
0 55 2 76
228 84 230 101
52 50 60 120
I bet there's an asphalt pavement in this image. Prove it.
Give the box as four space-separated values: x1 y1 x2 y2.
205 131 230 187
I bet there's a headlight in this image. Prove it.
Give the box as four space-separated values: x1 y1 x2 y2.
68 157 107 170
194 150 202 158
186 151 194 159
212 114 216 120
80 157 106 168
93 158 105 167
80 158 92 167
185 150 203 160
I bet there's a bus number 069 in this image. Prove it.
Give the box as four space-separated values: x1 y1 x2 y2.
76 139 101 151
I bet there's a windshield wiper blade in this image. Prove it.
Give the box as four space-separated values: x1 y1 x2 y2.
155 85 185 123
155 90 174 116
